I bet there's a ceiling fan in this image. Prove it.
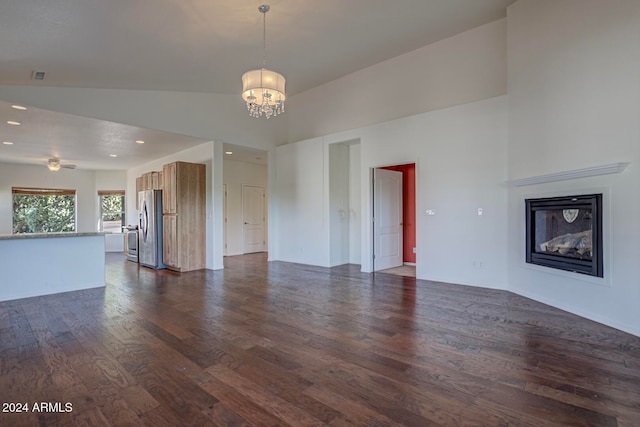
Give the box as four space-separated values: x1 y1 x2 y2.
47 157 76 171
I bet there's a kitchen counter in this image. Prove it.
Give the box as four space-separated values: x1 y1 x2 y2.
0 232 104 240
0 233 105 302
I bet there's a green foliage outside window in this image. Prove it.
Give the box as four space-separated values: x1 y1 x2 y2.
13 194 76 234
100 194 125 233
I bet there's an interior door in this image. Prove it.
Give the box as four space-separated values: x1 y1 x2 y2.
242 185 266 253
374 168 403 271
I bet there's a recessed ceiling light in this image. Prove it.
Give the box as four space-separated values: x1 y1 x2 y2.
3 141 13 145
225 151 233 155
7 120 20 125
11 105 27 111
136 140 145 144
109 154 118 158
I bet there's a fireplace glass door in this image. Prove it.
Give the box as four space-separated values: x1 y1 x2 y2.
525 194 602 277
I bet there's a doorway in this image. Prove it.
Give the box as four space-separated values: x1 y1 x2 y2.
223 184 228 256
373 163 416 277
222 143 268 257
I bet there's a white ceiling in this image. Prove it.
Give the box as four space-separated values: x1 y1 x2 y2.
0 100 209 170
0 0 515 170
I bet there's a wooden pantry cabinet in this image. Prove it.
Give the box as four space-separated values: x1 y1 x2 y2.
162 161 206 272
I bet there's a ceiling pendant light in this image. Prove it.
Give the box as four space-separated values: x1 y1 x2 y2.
242 4 286 119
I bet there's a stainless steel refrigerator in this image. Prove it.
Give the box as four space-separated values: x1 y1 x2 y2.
138 189 166 269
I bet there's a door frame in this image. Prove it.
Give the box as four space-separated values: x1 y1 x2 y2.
370 161 418 275
223 183 228 256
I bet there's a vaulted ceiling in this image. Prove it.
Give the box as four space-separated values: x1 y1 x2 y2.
0 0 516 169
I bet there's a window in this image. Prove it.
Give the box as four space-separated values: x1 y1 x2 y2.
99 190 125 233
12 187 77 234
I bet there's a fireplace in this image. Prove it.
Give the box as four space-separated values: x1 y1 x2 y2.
525 194 603 277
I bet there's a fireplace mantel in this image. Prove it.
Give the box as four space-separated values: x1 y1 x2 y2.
510 162 630 187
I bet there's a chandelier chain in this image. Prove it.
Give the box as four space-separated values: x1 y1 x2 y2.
262 9 267 68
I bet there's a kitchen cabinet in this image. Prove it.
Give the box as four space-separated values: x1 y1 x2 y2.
135 176 143 208
141 171 162 191
162 162 177 214
152 171 162 190
162 161 205 272
162 214 178 268
137 171 162 208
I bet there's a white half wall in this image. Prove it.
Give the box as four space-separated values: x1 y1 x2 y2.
0 235 105 301
507 0 640 336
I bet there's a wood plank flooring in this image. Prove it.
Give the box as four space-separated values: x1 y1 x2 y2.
1 253 639 426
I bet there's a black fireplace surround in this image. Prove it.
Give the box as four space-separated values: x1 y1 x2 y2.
525 194 603 277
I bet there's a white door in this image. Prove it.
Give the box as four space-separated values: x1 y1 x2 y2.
374 169 403 271
242 185 266 253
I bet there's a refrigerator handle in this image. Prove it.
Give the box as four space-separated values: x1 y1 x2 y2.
140 200 148 243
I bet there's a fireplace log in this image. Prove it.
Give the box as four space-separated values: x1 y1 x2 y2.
540 229 592 256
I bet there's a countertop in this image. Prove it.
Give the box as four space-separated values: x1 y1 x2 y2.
0 232 104 241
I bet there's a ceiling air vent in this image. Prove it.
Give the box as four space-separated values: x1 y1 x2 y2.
31 71 46 81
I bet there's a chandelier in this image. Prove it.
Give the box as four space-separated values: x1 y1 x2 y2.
242 5 286 119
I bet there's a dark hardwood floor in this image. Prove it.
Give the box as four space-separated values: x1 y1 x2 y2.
1 253 639 426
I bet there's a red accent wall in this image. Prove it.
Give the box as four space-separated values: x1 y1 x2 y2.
381 164 416 263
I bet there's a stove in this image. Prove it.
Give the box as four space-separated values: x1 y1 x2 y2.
124 225 139 262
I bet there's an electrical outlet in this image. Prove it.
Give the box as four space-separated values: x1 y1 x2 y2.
426 209 435 216
477 208 483 216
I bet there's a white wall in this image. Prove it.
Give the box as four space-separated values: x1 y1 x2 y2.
127 141 224 270
95 170 127 193
273 96 509 288
273 15 510 287
507 0 640 336
349 144 361 264
272 137 329 266
95 170 127 252
359 96 508 286
223 159 268 256
328 144 350 266
287 19 507 143
0 162 97 234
